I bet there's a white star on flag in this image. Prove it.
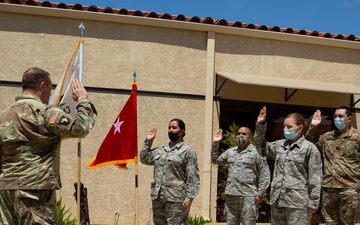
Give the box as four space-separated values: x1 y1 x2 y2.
113 117 124 134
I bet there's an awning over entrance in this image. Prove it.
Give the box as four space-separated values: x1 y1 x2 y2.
216 72 360 95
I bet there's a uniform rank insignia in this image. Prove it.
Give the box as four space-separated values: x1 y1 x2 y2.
59 116 70 126
49 112 60 124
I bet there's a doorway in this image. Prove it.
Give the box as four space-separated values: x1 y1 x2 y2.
214 99 336 222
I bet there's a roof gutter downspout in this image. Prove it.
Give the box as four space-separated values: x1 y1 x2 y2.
202 31 216 219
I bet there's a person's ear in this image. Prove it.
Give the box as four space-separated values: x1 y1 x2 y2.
298 124 304 132
39 81 46 92
348 116 352 123
180 129 186 137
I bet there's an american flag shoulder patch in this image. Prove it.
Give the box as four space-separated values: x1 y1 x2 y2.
49 112 60 124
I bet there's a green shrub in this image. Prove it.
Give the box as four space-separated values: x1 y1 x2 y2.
187 215 212 225
57 198 77 225
221 122 239 148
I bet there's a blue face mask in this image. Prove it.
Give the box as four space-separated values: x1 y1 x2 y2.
334 118 346 130
283 128 298 140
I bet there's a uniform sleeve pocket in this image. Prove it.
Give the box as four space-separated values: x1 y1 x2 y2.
227 157 235 163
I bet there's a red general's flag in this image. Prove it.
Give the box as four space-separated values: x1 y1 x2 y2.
88 83 138 169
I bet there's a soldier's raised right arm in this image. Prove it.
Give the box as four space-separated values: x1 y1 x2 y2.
211 129 228 164
45 79 96 138
140 128 158 165
254 106 277 160
305 110 323 150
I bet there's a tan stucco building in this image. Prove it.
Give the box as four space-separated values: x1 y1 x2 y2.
1 1 360 224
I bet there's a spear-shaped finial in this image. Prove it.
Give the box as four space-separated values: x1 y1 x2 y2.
130 70 138 86
133 70 137 83
79 22 85 37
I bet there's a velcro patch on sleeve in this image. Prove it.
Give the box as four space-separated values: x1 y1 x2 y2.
59 116 70 126
49 112 60 124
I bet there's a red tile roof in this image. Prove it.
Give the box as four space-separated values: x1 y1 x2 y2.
2 0 360 42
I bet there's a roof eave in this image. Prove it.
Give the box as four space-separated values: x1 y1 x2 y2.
1 3 360 50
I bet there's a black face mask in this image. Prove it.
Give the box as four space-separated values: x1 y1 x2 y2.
168 132 180 142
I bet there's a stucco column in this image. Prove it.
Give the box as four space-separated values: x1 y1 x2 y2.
202 31 216 219
354 94 360 129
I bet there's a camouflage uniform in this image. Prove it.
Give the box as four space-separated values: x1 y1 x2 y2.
211 142 270 225
140 139 200 225
255 123 323 225
0 94 96 225
306 125 360 225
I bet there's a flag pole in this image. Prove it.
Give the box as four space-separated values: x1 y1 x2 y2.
135 162 139 225
77 139 81 225
133 71 139 225
77 22 85 225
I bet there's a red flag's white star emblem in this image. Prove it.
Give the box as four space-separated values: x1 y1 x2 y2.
113 117 124 134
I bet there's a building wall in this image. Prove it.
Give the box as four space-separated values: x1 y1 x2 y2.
1 5 360 225
215 34 360 107
0 12 208 225
215 33 360 85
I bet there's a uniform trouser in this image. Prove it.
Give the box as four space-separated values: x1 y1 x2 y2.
224 195 258 225
321 187 359 225
0 189 56 225
271 199 311 225
152 197 190 225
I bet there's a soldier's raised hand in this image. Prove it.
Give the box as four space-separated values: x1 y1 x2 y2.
311 110 322 127
71 78 88 102
257 106 267 124
147 128 157 140
213 129 223 143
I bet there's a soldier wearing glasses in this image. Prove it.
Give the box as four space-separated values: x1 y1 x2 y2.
306 106 360 225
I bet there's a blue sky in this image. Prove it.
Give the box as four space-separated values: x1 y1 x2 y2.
58 0 360 36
